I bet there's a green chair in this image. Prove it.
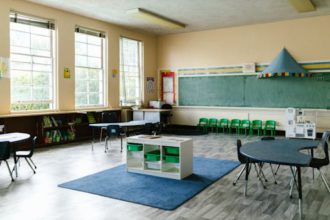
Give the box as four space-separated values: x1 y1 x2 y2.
197 118 209 132
229 119 241 134
239 120 251 135
250 120 263 136
264 120 276 136
208 118 218 133
217 118 229 133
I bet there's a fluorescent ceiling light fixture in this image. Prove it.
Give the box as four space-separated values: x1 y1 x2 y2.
127 8 185 29
288 0 316 12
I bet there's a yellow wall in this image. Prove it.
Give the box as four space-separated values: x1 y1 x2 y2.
0 0 158 114
157 15 330 131
158 15 330 68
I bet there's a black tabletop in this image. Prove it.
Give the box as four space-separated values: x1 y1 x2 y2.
240 139 320 167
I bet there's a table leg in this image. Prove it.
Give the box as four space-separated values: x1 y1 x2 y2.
297 166 303 219
244 162 250 196
289 167 298 198
92 127 95 151
120 136 123 153
311 149 314 180
11 143 18 178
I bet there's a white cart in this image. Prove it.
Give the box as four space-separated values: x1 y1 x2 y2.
126 135 193 180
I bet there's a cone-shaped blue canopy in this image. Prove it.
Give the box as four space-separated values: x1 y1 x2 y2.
259 48 310 78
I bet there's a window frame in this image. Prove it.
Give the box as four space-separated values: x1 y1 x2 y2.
119 36 144 107
74 26 107 109
9 11 56 112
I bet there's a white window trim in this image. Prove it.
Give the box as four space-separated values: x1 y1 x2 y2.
119 36 144 107
74 26 107 109
9 12 56 112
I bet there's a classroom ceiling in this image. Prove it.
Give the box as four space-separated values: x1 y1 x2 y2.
27 0 330 35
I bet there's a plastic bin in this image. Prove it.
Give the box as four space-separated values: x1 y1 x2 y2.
127 143 143 151
145 161 161 170
145 150 161 161
164 155 180 163
164 146 180 155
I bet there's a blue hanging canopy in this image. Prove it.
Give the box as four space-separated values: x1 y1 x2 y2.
259 48 310 78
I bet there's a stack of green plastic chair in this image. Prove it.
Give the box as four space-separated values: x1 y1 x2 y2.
264 120 276 136
250 120 263 136
239 120 251 135
229 119 241 134
197 118 209 132
208 118 218 132
217 118 229 133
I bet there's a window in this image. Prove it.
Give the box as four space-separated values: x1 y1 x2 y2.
10 12 55 111
75 26 105 108
120 37 143 106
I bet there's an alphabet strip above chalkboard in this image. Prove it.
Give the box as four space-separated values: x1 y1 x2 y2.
178 61 330 77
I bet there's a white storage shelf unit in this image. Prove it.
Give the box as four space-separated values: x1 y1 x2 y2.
126 135 193 180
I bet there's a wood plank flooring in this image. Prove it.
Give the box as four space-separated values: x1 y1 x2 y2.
0 133 329 220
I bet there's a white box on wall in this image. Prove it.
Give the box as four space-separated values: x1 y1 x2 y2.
242 63 255 73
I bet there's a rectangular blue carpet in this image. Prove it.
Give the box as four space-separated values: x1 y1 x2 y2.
58 157 239 210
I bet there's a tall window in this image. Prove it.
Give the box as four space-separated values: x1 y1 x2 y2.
10 12 55 111
75 26 105 108
120 37 143 106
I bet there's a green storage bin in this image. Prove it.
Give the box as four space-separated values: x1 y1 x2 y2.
164 146 180 155
127 143 143 151
145 150 161 161
164 155 180 163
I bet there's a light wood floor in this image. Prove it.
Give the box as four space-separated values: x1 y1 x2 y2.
0 133 329 220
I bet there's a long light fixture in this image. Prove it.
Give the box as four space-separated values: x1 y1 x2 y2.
126 8 185 29
288 0 316 12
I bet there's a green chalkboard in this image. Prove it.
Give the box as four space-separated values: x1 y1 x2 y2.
178 75 330 109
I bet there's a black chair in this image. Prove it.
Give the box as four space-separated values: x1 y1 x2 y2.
309 131 330 192
100 112 119 142
105 125 125 153
161 104 172 109
141 123 157 135
12 136 37 177
161 104 172 125
233 139 266 196
0 141 14 182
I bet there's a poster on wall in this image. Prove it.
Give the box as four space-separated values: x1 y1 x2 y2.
146 77 155 94
64 67 71 79
0 57 10 79
160 70 175 105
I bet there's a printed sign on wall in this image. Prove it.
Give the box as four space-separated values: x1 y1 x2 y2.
64 68 71 79
146 77 155 94
0 57 10 79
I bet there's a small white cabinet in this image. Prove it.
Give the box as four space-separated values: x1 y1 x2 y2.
132 109 171 123
126 135 193 180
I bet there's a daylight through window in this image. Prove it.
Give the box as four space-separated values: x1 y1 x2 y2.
120 37 143 106
75 26 106 108
10 12 55 111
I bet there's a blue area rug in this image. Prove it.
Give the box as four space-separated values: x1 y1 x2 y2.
58 157 239 210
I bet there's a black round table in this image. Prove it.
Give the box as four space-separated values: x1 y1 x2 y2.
0 132 30 143
240 139 319 219
0 132 31 177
